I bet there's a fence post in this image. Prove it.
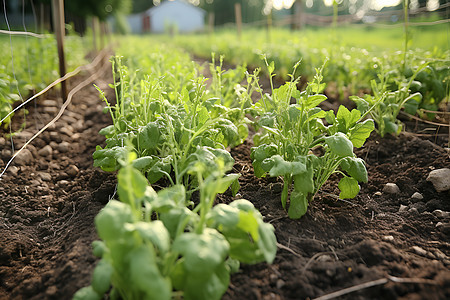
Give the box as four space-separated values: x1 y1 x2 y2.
51 0 67 100
234 3 242 40
208 12 215 34
266 11 272 43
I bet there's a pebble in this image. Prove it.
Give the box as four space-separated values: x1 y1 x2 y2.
45 286 58 297
66 165 79 177
399 204 408 212
426 168 450 192
49 132 62 143
374 191 382 196
14 149 33 166
41 99 57 107
37 145 53 158
60 126 74 136
383 183 400 194
58 141 70 153
6 166 19 176
411 192 423 201
49 162 60 170
316 255 333 262
39 172 52 182
61 115 78 124
433 210 450 219
412 246 427 257
43 107 58 114
29 179 41 187
0 137 5 146
434 249 447 260
276 279 285 289
1 149 12 158
382 235 395 242
436 222 443 229
73 120 84 132
408 207 419 215
57 180 69 188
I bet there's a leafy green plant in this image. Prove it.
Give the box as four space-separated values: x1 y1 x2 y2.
93 56 250 197
250 59 374 219
74 151 276 300
351 64 426 137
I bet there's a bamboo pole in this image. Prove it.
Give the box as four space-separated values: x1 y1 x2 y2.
51 0 67 101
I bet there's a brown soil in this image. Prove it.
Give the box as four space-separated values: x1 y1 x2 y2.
1 68 449 300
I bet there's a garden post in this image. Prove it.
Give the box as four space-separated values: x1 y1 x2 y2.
51 0 67 101
235 3 242 40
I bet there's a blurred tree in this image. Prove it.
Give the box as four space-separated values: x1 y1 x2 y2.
132 0 154 13
35 0 131 20
199 0 265 25
34 0 131 34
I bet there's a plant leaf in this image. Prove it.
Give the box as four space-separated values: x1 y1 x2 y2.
338 177 360 199
128 245 172 300
340 157 368 183
92 259 113 295
325 132 354 157
288 190 308 219
348 119 374 148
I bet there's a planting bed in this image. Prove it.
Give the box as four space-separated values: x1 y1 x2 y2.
0 69 449 300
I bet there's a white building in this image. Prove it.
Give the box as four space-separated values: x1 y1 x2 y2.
128 0 206 34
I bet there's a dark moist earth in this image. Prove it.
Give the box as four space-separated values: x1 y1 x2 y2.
0 69 449 300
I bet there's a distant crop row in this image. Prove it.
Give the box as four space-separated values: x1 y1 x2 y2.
153 28 449 122
0 34 86 127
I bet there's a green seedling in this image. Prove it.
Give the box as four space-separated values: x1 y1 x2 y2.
75 151 276 300
251 58 374 219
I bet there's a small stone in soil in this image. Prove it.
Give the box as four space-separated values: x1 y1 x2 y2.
14 149 33 166
57 180 69 188
408 207 419 215
6 166 19 176
411 192 423 201
399 204 408 212
434 249 448 260
66 165 79 177
412 246 427 257
1 149 12 158
39 172 52 182
49 131 62 143
58 141 70 153
49 161 60 170
433 210 450 219
42 99 57 107
426 168 450 192
382 235 395 242
60 126 74 136
0 137 5 146
276 279 286 289
383 183 400 194
38 145 53 158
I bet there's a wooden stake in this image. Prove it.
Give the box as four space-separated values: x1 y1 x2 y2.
51 0 67 100
266 11 272 43
234 3 242 40
208 12 215 34
92 17 99 52
100 22 105 50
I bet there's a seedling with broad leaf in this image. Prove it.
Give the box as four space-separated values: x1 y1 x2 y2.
250 58 374 219
74 150 277 300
